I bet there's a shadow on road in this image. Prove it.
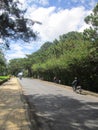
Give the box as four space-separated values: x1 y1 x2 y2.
24 93 98 130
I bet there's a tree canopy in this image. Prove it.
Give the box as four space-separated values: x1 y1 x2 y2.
84 3 98 44
0 0 39 48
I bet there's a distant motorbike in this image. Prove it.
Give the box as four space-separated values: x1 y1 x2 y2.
19 75 22 80
73 85 82 94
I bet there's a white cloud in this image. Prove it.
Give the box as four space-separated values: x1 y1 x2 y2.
0 38 3 44
27 6 91 42
5 41 43 61
6 45 25 61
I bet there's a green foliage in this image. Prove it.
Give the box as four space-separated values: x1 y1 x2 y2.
30 30 98 92
0 0 37 48
8 58 23 76
84 3 98 44
40 42 52 50
0 75 9 80
0 50 7 75
0 76 10 84
8 57 33 77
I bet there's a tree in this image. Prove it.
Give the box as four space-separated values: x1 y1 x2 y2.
8 57 33 77
84 3 98 44
0 0 41 48
0 49 7 75
40 42 52 51
22 56 33 77
8 58 23 76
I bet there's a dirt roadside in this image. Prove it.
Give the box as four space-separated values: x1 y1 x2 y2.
0 77 31 130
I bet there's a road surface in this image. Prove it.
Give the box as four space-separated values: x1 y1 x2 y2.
19 78 98 130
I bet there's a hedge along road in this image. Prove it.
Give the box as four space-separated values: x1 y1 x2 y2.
19 78 98 130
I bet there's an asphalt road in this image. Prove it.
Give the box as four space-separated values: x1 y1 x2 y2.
19 78 98 130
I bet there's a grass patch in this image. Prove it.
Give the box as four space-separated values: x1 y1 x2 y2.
0 76 10 82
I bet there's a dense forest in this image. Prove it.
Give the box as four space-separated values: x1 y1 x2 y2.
7 3 98 92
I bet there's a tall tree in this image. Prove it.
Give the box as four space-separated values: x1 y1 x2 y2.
84 3 98 44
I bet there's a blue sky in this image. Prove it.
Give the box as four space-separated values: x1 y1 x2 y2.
27 0 97 9
5 0 98 61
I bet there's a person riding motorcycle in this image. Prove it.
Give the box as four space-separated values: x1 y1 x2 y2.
72 77 79 91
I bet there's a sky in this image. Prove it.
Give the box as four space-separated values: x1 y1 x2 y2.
5 0 98 61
